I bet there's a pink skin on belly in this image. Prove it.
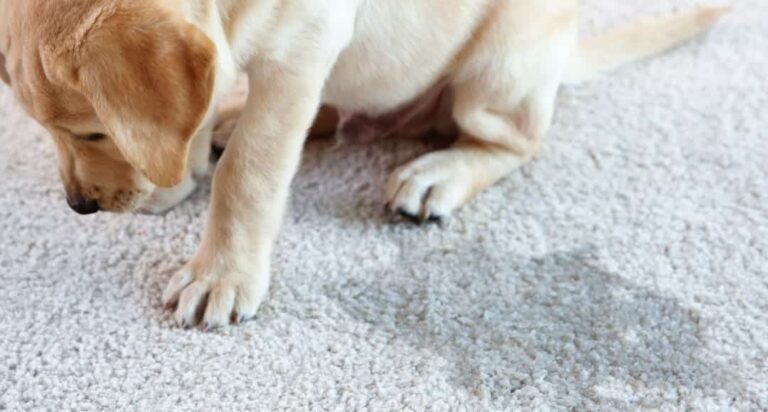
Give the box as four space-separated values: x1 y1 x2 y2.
335 83 449 143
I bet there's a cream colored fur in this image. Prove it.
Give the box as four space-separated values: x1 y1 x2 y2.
157 0 730 328
0 0 730 328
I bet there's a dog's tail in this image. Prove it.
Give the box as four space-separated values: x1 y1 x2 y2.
564 5 732 85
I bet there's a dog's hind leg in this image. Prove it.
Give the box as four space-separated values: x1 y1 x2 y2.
386 80 561 222
386 3 730 223
386 2 576 222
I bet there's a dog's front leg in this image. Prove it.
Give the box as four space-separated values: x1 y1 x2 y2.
161 61 331 328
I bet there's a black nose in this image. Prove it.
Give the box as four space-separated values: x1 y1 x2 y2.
66 196 100 215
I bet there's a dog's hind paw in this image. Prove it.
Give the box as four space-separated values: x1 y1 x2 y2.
385 152 474 223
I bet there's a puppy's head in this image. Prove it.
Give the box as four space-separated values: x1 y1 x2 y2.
0 0 215 213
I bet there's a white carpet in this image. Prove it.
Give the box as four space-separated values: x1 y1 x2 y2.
1 1 766 410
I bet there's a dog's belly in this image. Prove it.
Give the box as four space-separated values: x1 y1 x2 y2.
335 83 449 143
322 0 489 115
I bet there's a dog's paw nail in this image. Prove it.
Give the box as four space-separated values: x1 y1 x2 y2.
427 214 444 224
397 209 425 224
230 313 239 324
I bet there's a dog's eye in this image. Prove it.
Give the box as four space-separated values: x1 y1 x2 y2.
80 133 107 142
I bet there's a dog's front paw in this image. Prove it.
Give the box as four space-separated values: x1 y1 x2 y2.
162 257 270 328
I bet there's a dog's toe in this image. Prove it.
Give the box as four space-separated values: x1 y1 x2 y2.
386 153 474 224
201 285 236 329
162 269 193 309
174 281 210 327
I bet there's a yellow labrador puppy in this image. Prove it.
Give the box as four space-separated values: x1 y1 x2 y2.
0 0 729 327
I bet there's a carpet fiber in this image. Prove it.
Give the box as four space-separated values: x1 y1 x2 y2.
1 1 766 410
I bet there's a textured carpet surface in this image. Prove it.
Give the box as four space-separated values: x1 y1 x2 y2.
1 1 766 410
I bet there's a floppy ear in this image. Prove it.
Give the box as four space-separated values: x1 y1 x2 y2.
64 6 216 187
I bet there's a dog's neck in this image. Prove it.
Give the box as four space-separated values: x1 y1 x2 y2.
180 0 250 107
186 0 283 65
